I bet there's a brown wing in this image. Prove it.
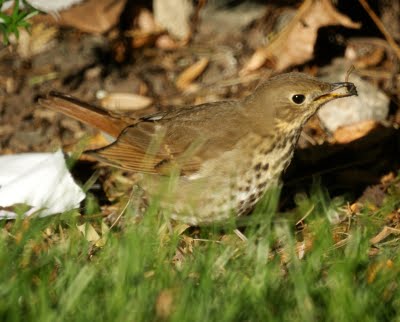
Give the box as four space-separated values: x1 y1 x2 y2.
86 121 188 174
87 100 253 175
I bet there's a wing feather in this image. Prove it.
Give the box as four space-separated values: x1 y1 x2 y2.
87 100 252 175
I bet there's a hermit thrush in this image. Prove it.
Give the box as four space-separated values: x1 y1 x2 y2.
40 73 357 224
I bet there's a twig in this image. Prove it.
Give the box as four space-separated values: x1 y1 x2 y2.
109 190 134 230
345 65 355 82
296 204 315 226
234 229 248 242
300 132 317 146
374 237 400 247
370 226 400 245
358 0 400 61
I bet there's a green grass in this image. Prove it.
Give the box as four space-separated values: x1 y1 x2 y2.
0 0 38 45
1 177 400 322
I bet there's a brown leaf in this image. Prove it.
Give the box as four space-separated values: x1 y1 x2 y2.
16 23 58 59
156 34 181 50
155 289 175 319
241 0 360 73
100 92 153 112
370 226 400 245
333 120 378 144
125 8 164 49
137 8 159 33
33 0 127 34
381 172 395 185
0 125 14 137
176 57 209 90
77 223 100 242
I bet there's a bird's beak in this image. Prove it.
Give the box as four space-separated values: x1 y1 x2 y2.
315 82 358 102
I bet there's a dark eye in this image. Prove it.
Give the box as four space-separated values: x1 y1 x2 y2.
292 94 305 104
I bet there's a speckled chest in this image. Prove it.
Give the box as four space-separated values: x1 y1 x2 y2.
166 130 301 225
235 130 300 215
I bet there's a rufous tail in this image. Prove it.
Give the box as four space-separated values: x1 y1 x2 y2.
39 91 129 138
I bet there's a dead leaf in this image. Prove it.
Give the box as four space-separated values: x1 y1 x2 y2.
156 34 181 50
296 239 313 260
95 221 110 247
100 92 153 111
370 226 400 245
0 75 15 93
124 8 164 48
367 259 394 283
176 57 209 90
381 172 395 185
33 108 57 123
0 125 14 137
174 223 190 235
154 0 194 40
241 0 360 73
144 270 155 278
137 8 159 32
333 120 378 144
33 0 127 34
77 223 100 242
277 236 314 263
350 202 361 214
16 23 58 59
155 289 175 319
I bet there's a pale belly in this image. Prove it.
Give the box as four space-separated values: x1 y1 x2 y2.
141 134 297 225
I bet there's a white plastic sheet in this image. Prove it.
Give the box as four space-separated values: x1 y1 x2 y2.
0 150 85 219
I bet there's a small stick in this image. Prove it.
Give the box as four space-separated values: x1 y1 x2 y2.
234 228 248 242
110 190 134 230
358 0 400 62
345 65 355 82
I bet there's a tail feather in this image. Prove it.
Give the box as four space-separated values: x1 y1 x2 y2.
39 91 129 137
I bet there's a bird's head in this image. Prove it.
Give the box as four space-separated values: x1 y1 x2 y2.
245 72 357 133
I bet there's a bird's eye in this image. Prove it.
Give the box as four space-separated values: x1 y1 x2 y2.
292 94 306 104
